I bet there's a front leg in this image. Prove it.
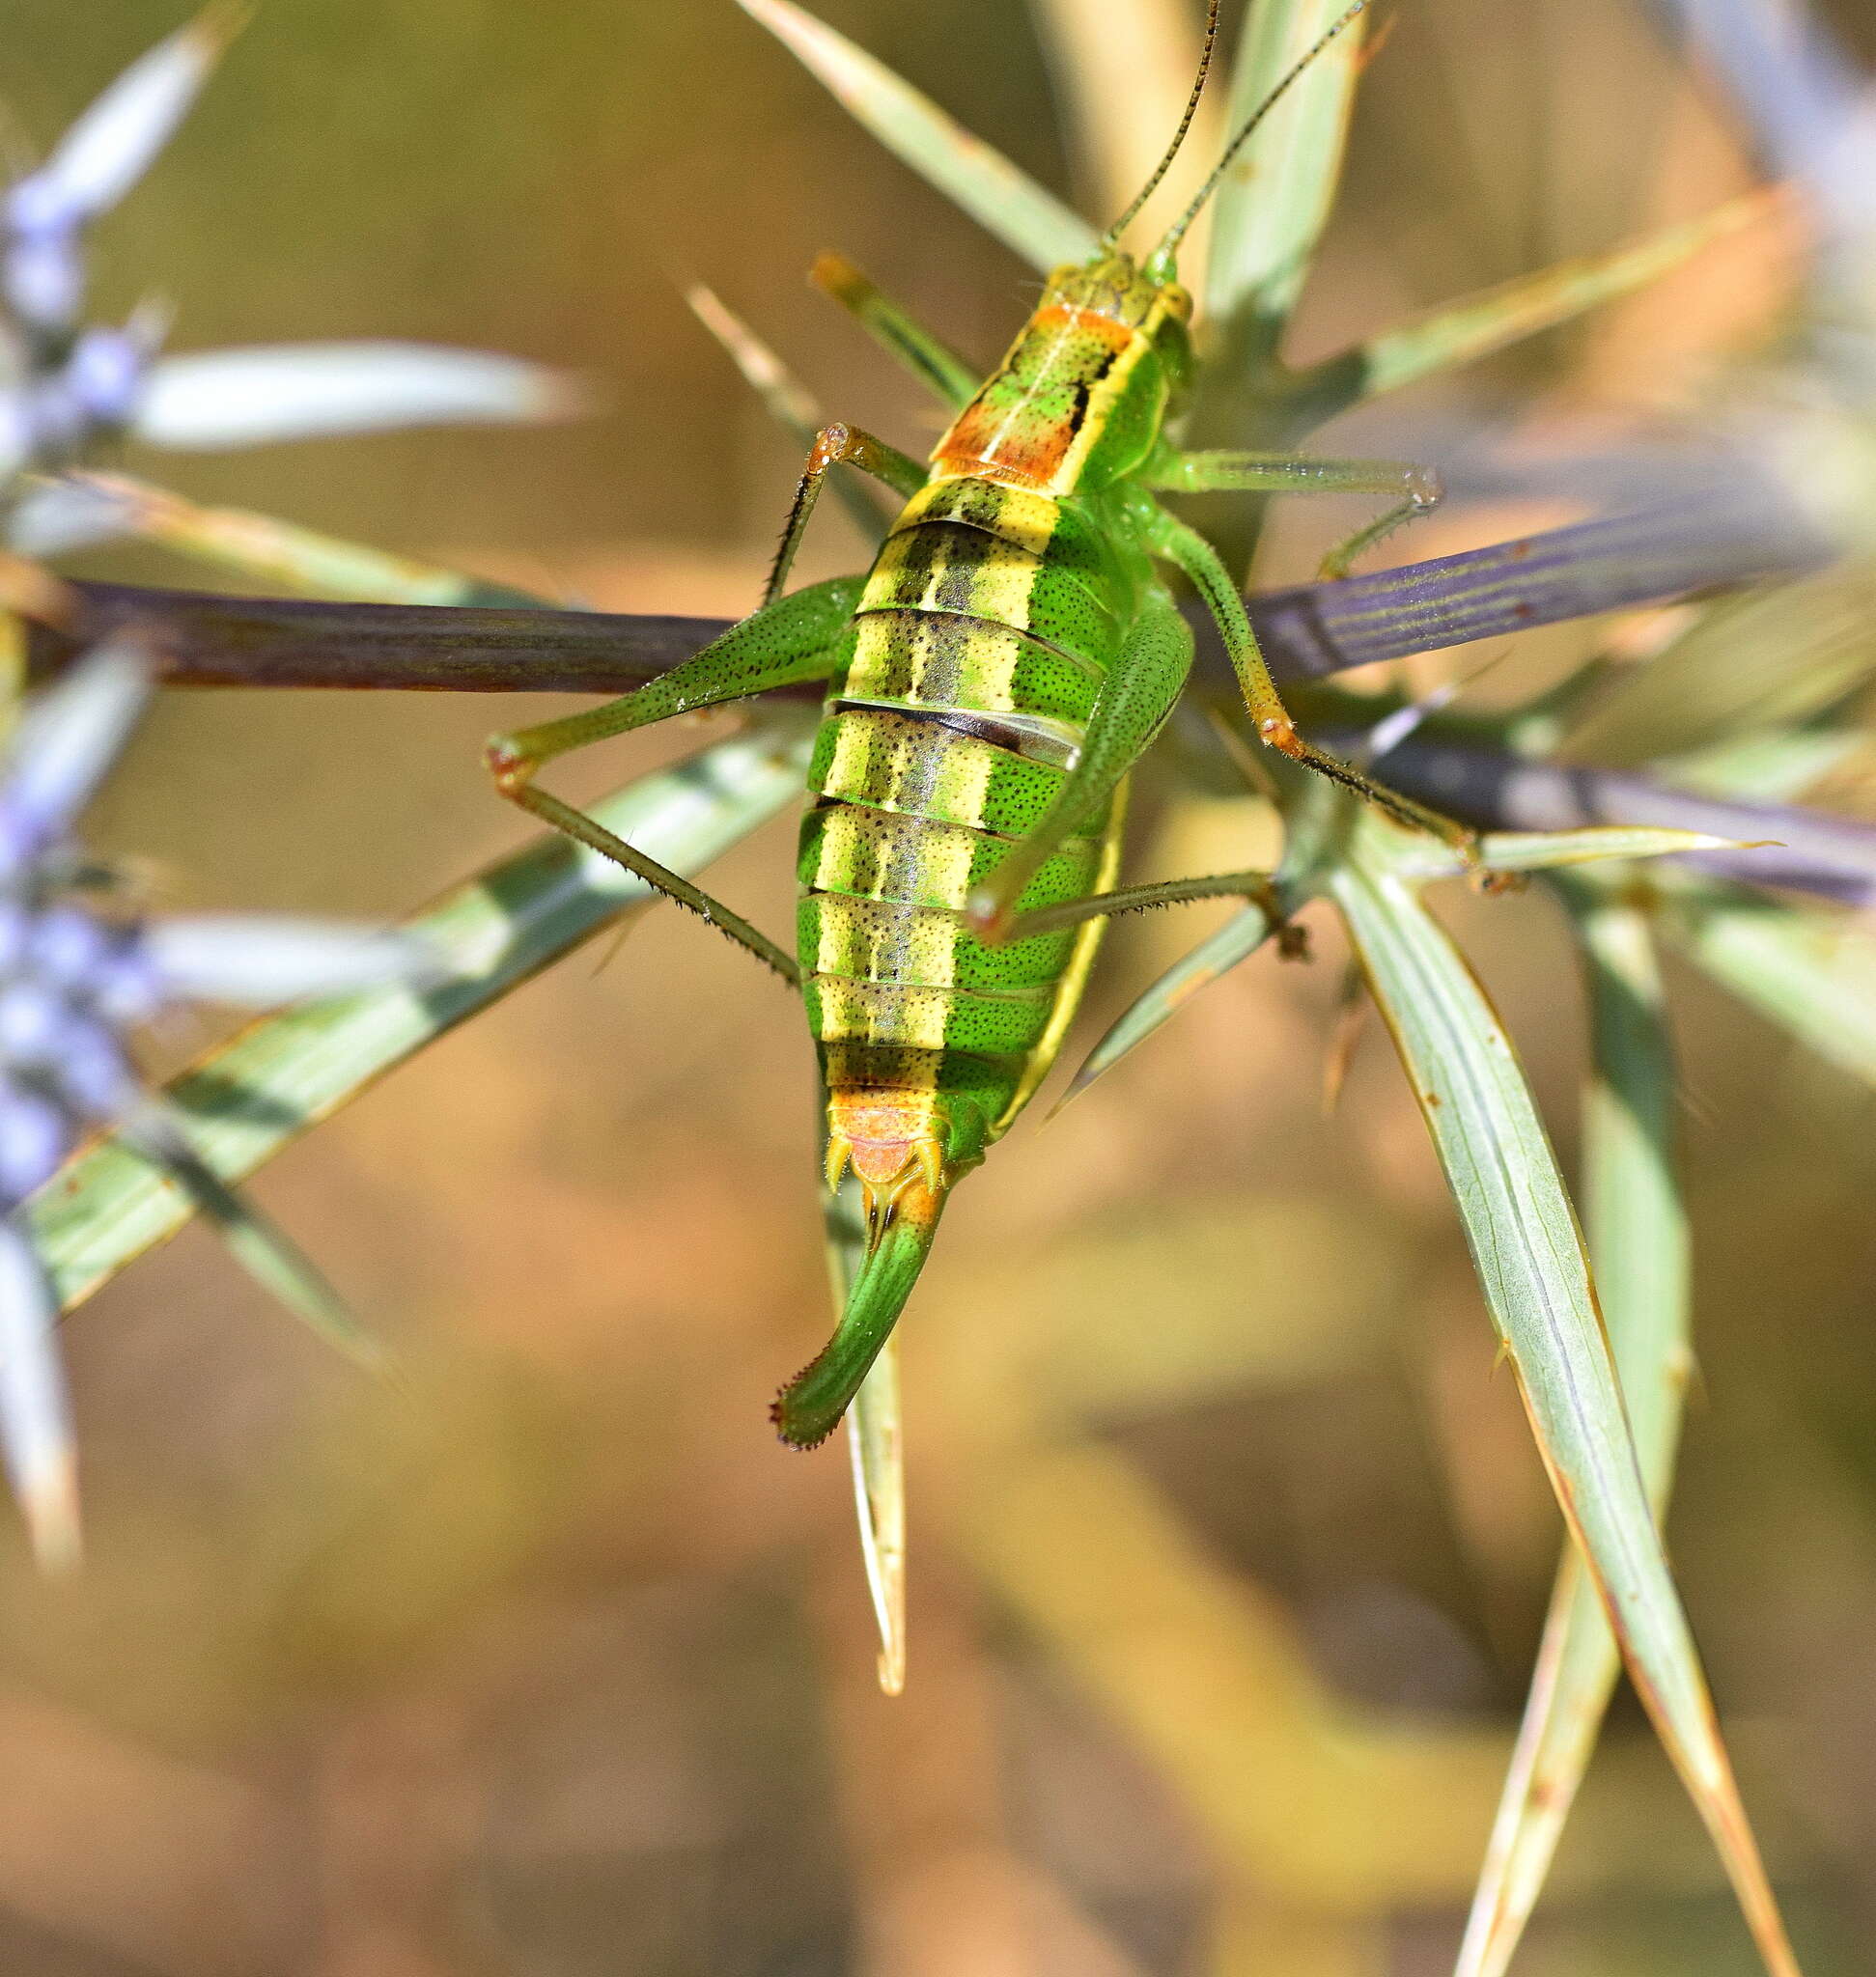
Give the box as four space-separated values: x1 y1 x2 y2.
768 423 928 603
1148 447 1442 578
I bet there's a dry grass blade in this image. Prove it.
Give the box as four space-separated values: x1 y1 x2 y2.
1027 0 1218 238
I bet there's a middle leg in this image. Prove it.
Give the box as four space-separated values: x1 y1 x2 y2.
1140 498 1476 857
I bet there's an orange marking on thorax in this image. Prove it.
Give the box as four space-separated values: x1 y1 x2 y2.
934 305 1143 493
1031 303 1139 343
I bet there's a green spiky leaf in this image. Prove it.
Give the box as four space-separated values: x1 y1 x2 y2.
1328 812 1798 1977
737 0 1098 271
1454 873 1693 1977
1202 0 1366 348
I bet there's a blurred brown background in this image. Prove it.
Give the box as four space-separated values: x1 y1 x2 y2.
3 0 1875 1971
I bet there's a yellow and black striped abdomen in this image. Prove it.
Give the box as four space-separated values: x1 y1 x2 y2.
797 475 1131 1141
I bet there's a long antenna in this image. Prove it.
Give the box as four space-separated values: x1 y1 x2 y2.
1148 0 1370 271
1098 0 1222 251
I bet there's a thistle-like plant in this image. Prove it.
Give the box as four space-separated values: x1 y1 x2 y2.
1 7 577 570
9 2 1876 1973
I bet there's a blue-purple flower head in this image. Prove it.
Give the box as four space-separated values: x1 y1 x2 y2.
0 640 441 1570
1 7 581 523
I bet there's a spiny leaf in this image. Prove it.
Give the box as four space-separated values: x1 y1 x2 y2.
136 343 587 449
809 252 980 410
1454 874 1692 1977
119 1103 386 1372
1057 894 1287 1110
1328 813 1799 1977
823 1171 906 1693
0 1224 79 1572
44 472 545 606
145 916 443 1004
1387 823 1770 880
684 283 896 540
22 718 814 1312
1054 761 1354 1109
1294 192 1773 412
12 3 245 231
1374 729 1874 907
736 0 1098 272
848 1342 906 1694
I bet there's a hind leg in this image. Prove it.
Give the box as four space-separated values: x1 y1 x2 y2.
486 575 863 979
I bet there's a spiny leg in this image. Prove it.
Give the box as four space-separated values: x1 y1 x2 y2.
810 252 979 410
486 575 863 981
966 593 1193 942
1139 499 1477 857
498 781 803 982
768 423 927 604
998 868 1308 957
1146 447 1442 578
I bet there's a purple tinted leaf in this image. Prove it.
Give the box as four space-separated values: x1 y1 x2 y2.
1376 734 1876 905
1246 489 1830 681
